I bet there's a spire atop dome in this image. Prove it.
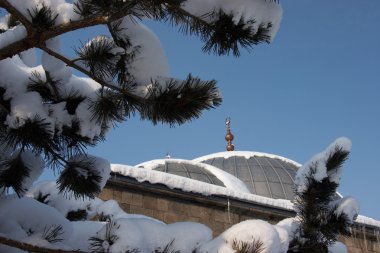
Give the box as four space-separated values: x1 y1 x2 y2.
225 117 235 151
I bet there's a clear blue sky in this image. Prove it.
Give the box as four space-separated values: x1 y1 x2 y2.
51 0 380 220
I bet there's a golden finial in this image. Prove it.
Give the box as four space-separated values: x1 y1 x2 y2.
225 117 234 151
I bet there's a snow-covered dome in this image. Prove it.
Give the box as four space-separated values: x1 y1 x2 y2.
193 151 301 201
136 159 250 193
137 159 225 187
135 151 301 201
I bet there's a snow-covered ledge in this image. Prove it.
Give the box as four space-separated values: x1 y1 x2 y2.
110 164 380 229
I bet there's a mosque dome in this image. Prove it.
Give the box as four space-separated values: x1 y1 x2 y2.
194 151 301 201
136 159 250 193
136 151 301 201
137 159 225 187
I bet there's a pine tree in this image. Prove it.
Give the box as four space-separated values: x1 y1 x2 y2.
288 138 359 253
0 0 282 199
0 1 283 252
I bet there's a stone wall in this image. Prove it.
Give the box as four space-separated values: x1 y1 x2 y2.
100 174 380 253
340 225 380 253
99 179 290 236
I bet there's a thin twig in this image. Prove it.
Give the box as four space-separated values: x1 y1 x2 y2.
0 15 109 60
0 0 212 60
0 0 34 34
0 235 88 253
39 45 145 102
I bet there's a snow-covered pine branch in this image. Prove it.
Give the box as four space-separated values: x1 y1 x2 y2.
0 235 88 253
0 0 281 199
0 138 357 253
289 137 359 253
0 0 285 252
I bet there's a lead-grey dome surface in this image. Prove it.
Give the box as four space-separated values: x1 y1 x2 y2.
194 151 301 200
137 159 226 187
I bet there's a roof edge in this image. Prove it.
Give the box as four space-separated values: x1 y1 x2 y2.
193 151 302 167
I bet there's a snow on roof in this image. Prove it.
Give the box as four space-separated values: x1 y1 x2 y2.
356 215 380 228
112 164 293 211
136 159 250 193
193 151 302 167
111 164 380 229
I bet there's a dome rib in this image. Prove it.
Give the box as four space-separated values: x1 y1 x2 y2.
266 157 288 199
272 158 295 184
194 151 301 201
193 151 301 167
253 156 273 198
244 158 256 195
136 159 250 193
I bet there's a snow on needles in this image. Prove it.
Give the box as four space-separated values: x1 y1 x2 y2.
65 155 111 191
27 181 102 218
115 17 170 88
0 25 27 50
0 53 103 139
334 197 360 224
0 196 73 251
199 220 282 253
295 137 352 193
93 219 212 253
183 0 283 41
0 0 283 141
7 0 79 25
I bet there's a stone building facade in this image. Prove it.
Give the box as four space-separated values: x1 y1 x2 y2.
100 173 380 253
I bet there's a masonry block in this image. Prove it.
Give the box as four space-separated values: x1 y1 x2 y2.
143 195 158 210
99 188 113 200
157 198 169 212
113 190 122 202
121 192 133 204
120 203 131 213
214 209 231 223
130 205 153 217
131 193 143 207
152 210 165 221
168 201 186 213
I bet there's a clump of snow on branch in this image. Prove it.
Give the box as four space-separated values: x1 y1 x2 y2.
198 220 281 253
42 38 72 83
81 155 111 191
96 199 162 222
92 219 212 253
295 137 352 193
183 0 282 40
334 197 360 224
0 54 102 138
0 196 73 251
115 17 170 88
19 48 37 67
0 25 27 49
0 57 41 96
275 217 300 252
67 221 105 251
8 0 79 25
27 181 102 218
16 150 45 194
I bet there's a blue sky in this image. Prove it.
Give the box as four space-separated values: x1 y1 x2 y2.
50 0 380 220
